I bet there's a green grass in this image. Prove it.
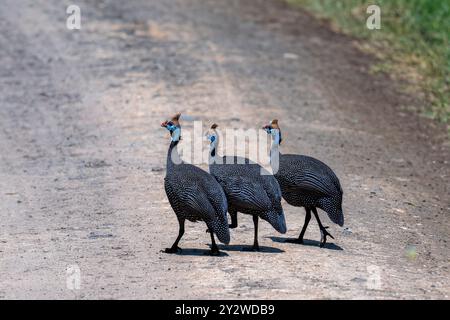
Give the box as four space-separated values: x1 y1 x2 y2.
287 0 450 125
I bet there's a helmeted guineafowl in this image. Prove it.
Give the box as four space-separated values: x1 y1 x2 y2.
161 114 230 256
263 119 344 247
206 123 286 251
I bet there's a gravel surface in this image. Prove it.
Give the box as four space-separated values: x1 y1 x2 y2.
0 0 448 299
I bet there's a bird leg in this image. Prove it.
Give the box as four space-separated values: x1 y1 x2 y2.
163 217 184 253
286 208 311 244
312 207 334 247
244 215 260 251
209 228 221 256
229 209 238 229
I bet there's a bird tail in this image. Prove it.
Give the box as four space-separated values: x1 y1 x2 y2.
319 198 344 227
209 215 230 244
263 209 287 234
216 227 230 245
328 206 344 226
336 210 344 227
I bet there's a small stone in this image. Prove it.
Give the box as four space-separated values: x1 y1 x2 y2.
283 53 299 60
405 245 417 260
342 227 352 235
88 232 113 239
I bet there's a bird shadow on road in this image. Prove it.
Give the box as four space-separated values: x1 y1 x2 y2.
164 248 230 257
217 244 284 253
269 237 344 251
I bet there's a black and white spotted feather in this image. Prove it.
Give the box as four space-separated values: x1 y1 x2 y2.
210 154 287 234
165 141 230 244
275 154 344 226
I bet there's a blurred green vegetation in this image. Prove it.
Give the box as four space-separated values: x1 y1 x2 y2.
288 0 449 125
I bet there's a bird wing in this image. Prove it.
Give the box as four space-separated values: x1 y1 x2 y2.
262 174 282 201
178 183 218 220
220 175 272 211
202 177 228 218
282 170 335 197
278 155 340 197
167 166 223 221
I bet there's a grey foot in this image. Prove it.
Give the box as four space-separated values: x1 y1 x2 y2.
162 246 181 254
320 226 334 248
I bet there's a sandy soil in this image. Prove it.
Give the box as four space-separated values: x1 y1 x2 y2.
0 0 448 299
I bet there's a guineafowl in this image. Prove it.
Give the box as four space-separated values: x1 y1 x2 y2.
206 123 286 251
161 114 230 256
263 119 344 247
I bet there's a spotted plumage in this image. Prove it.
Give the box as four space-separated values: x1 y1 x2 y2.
207 124 286 251
161 114 230 255
264 119 344 247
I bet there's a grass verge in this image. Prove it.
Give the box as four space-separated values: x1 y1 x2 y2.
287 0 449 128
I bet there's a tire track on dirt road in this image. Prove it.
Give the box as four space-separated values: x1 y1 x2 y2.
0 0 448 299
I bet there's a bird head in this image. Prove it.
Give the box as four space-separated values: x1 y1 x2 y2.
206 123 219 153
161 113 181 142
262 119 282 145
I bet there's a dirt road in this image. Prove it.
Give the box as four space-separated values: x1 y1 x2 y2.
0 0 448 299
